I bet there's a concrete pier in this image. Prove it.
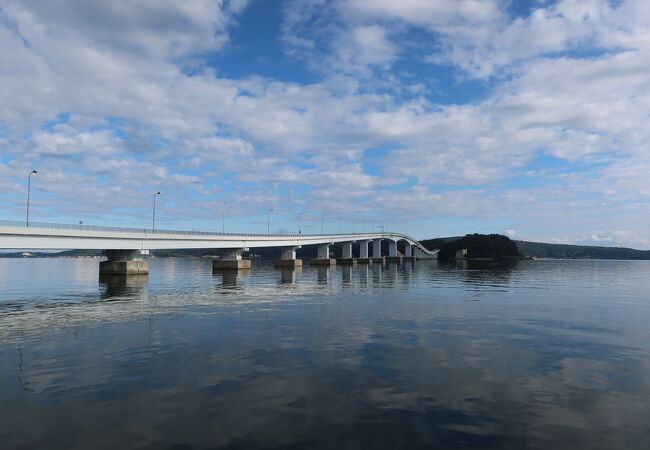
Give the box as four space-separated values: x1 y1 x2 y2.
275 259 302 267
312 258 336 266
311 243 336 266
338 241 357 265
388 240 398 257
371 239 384 263
99 250 149 275
275 246 303 268
372 239 382 257
357 240 372 264
213 248 251 270
337 258 357 265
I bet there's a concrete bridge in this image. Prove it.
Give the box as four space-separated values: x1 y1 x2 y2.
0 220 438 275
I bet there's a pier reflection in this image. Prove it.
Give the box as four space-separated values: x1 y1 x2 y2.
341 265 352 285
214 269 251 290
359 264 369 287
385 261 399 287
372 263 382 285
279 267 301 285
99 274 148 299
316 266 330 285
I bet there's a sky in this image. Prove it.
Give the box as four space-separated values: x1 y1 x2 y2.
1 0 649 247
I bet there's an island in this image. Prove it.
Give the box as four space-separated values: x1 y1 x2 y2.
422 234 525 261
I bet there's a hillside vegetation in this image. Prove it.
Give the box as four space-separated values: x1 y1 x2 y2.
421 236 650 260
423 234 524 261
515 240 650 260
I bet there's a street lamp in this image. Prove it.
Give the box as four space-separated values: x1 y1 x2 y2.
298 215 302 235
152 191 161 232
222 201 227 233
267 208 273 234
26 170 37 227
321 214 325 234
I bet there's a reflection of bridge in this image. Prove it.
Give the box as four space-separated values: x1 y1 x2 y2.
0 220 438 275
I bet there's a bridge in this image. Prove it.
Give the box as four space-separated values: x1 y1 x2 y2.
0 220 438 275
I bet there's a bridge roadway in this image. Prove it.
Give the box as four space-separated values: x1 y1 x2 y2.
0 220 438 274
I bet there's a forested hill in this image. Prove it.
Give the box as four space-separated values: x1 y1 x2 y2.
421 236 650 260
421 234 524 260
514 240 650 260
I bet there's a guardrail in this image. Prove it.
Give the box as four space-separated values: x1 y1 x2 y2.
0 219 300 237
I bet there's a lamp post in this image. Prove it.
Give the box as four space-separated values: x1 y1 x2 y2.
298 215 301 235
222 201 227 233
267 208 273 234
321 214 325 234
26 170 37 227
152 191 161 232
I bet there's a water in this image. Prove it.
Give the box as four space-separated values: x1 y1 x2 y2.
1 257 649 449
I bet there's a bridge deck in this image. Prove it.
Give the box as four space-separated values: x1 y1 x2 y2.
0 220 437 255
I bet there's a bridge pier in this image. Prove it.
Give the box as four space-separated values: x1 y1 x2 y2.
337 241 357 265
275 246 303 268
213 248 251 270
372 239 384 263
312 243 336 266
357 239 372 264
386 240 402 263
99 250 149 275
403 243 415 261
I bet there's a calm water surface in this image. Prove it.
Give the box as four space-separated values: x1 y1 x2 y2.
0 257 649 449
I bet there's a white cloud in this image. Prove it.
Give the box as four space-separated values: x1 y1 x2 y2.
343 0 503 27
1 0 650 245
342 25 396 68
6 0 248 59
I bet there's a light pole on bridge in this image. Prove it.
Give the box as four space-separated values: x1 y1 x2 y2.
267 208 273 234
152 191 161 233
222 201 227 233
26 170 38 228
321 214 325 234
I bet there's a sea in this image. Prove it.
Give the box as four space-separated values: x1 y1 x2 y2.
1 257 649 449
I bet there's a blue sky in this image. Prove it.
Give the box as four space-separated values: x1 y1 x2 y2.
1 0 650 247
